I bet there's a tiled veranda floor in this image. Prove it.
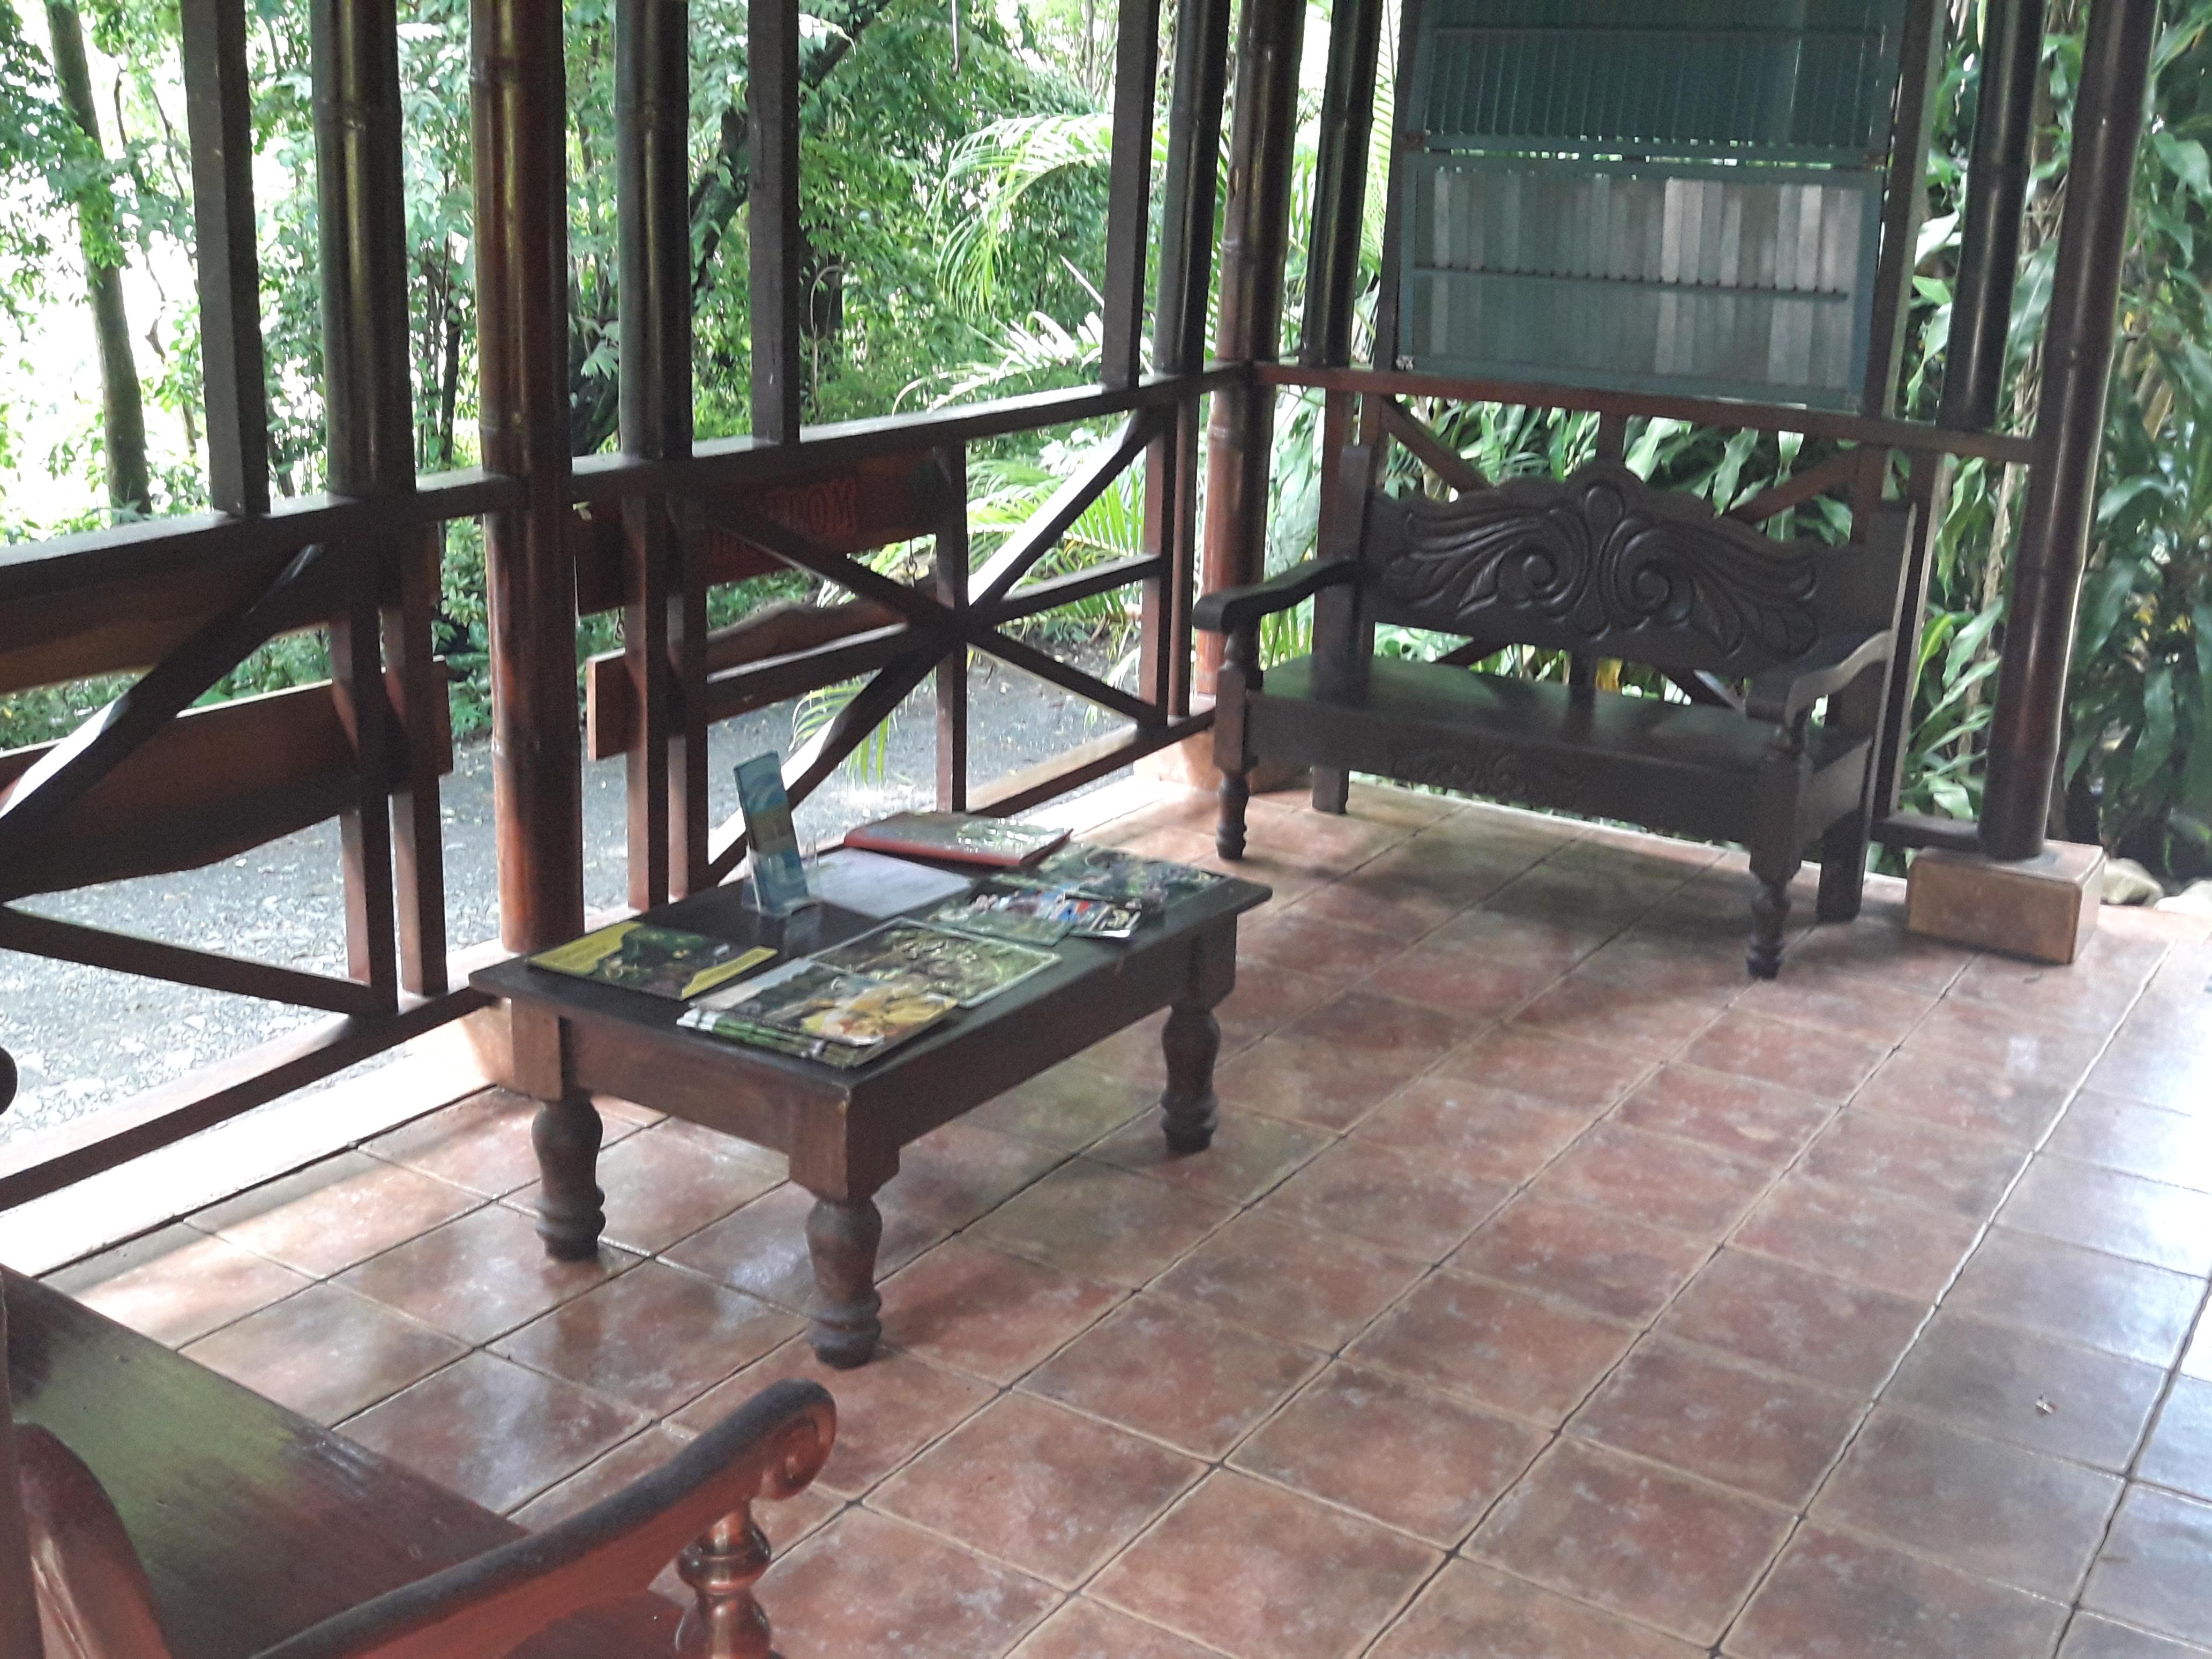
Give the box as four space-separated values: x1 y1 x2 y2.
29 779 2212 1659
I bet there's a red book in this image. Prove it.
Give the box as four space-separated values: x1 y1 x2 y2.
842 811 1069 870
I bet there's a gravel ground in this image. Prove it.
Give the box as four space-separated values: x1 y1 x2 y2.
0 657 1126 1145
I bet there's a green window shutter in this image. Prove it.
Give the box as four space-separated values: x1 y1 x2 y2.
1398 0 1910 409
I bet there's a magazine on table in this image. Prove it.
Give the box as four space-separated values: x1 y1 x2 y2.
812 919 1058 1007
678 1008 890 1068
926 878 1142 945
528 922 775 1002
1032 843 1224 914
842 810 1069 870
683 958 957 1058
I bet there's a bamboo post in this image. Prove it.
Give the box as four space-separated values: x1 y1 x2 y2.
1195 0 1307 694
1979 0 2159 859
474 0 585 949
1940 0 2049 431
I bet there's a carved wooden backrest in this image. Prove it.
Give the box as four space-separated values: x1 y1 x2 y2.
1359 462 1908 676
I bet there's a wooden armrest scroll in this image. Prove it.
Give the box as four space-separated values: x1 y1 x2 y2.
1745 633 1893 727
262 1378 835 1659
1191 559 1359 636
10 1376 835 1659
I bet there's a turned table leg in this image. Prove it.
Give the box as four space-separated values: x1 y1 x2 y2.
1160 1003 1221 1154
532 1090 606 1260
803 1194 883 1369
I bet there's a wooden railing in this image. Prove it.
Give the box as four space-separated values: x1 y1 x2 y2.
0 0 1231 1210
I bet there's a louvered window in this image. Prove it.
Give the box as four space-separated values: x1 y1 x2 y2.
1399 0 1911 409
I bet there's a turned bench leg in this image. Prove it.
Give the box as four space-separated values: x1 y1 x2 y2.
1816 812 1872 923
803 1194 883 1370
1216 771 1250 862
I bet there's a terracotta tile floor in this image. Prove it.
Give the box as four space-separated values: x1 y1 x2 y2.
31 780 2212 1659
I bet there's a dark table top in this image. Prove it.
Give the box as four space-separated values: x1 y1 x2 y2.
472 858 1273 1116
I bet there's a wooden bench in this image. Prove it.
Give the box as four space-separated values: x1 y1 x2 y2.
1195 455 1913 976
1 1052 836 1659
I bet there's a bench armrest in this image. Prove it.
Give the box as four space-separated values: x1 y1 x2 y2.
1746 632 1893 727
257 1379 836 1659
1191 558 1359 636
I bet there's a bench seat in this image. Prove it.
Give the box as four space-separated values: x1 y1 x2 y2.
1250 654 1873 849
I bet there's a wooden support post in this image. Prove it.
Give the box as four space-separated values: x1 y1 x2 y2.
1981 0 2159 860
386 530 447 996
1871 450 1951 821
313 0 412 1010
312 0 412 497
1140 0 1231 729
1151 0 1232 384
1941 0 2049 431
179 0 268 517
618 0 693 909
331 551 400 1008
1861 0 1945 420
1197 0 1307 692
1299 0 1385 371
750 0 802 443
936 446 970 811
0 1168 45 1659
474 0 584 950
1358 0 1422 447
1099 0 1162 391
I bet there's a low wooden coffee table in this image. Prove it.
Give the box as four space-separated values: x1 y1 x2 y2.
474 868 1270 1367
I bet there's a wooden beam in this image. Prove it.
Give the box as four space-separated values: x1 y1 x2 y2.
0 671 451 901
971 712 1213 818
987 555 1164 626
0 907 384 1016
936 446 970 811
312 0 414 498
563 370 1238 505
1377 399 1489 494
0 380 1235 622
1152 0 1232 378
0 543 335 851
330 544 400 1010
1862 0 1946 420
0 980 492 1212
0 467 522 610
1727 449 1866 525
385 533 447 996
1299 0 1385 369
1257 364 2040 465
750 0 802 442
1098 0 1162 388
705 651 940 883
1982 0 2162 857
179 0 268 517
971 411 1161 606
703 626 918 725
474 0 584 952
585 600 906 759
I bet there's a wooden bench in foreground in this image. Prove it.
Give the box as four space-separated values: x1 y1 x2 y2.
1 1048 836 1659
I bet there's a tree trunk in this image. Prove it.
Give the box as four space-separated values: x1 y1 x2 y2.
46 0 150 517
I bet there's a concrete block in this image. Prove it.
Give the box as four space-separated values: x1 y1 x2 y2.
1906 841 2105 965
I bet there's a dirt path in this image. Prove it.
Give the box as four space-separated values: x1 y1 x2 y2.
0 662 1123 1144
